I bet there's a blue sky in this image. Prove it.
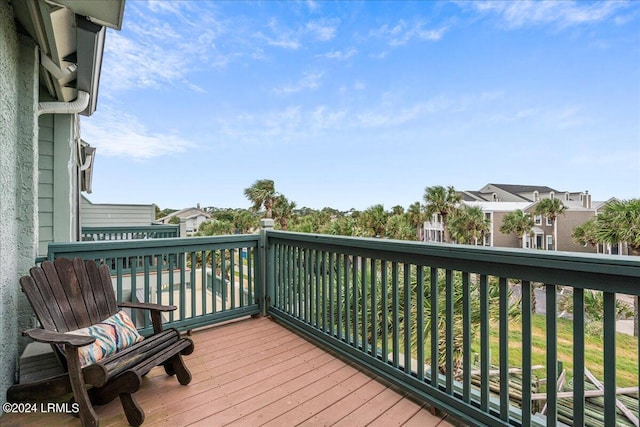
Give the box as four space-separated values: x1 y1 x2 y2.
83 0 640 211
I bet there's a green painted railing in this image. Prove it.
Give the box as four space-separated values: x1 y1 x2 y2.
45 227 640 426
47 235 261 335
264 230 640 427
81 225 180 241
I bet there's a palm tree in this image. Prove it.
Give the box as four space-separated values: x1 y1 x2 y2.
407 202 426 241
325 216 358 236
244 179 276 218
423 185 461 243
534 198 566 251
233 209 258 234
272 194 297 230
385 214 415 240
500 209 535 248
595 199 640 255
360 204 389 237
448 206 490 245
594 199 640 336
571 218 599 248
197 219 234 236
391 205 405 216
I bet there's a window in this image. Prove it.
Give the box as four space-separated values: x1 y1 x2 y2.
546 217 552 226
550 192 555 200
565 192 570 201
546 235 553 250
533 191 540 202
534 215 542 225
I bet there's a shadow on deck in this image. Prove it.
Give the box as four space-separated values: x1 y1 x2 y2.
2 317 455 426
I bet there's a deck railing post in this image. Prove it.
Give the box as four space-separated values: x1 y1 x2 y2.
179 219 187 237
259 218 274 316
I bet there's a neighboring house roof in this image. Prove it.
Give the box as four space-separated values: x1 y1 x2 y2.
459 191 489 202
487 184 559 194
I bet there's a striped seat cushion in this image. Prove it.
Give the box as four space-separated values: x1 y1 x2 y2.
61 310 144 367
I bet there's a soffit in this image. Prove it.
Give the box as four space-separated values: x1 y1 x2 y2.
50 0 124 30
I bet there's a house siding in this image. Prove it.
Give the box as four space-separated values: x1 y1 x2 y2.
558 211 596 253
0 2 39 406
81 197 155 227
38 115 55 256
491 211 522 248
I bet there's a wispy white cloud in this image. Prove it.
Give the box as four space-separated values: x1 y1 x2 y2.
320 48 357 60
101 3 230 93
355 96 456 128
305 0 319 12
273 72 323 94
82 109 194 159
370 20 447 46
102 32 186 92
469 1 630 29
306 20 339 41
261 33 301 50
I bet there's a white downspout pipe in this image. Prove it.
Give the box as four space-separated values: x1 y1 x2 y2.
37 90 91 243
37 90 90 116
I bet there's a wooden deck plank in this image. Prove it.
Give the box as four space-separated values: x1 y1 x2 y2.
368 396 426 426
299 378 388 425
1 317 454 427
404 405 452 427
260 371 375 426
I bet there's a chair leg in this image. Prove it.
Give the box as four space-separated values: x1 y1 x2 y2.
119 393 145 427
66 347 99 427
89 371 141 406
163 361 176 376
169 354 192 385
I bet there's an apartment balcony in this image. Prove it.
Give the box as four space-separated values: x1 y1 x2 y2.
4 222 640 426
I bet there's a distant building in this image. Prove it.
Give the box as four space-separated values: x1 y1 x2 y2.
424 183 621 254
156 204 211 234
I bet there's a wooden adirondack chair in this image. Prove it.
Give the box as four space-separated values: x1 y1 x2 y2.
7 257 195 426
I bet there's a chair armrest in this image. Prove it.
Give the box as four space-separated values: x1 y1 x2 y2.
118 301 177 312
118 302 175 334
23 328 95 347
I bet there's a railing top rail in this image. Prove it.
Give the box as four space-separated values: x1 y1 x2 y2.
49 234 260 258
81 225 180 232
266 230 640 293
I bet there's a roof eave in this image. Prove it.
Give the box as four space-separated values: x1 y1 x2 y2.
12 0 123 116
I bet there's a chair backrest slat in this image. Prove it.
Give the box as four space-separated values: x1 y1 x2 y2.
23 258 118 333
20 275 59 332
85 260 118 318
72 258 102 325
40 261 79 331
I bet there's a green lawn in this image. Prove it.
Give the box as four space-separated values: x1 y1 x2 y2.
472 314 638 388
384 313 638 389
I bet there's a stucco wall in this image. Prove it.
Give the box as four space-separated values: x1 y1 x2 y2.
0 1 39 405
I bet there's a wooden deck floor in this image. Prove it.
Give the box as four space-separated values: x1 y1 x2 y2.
2 317 455 427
